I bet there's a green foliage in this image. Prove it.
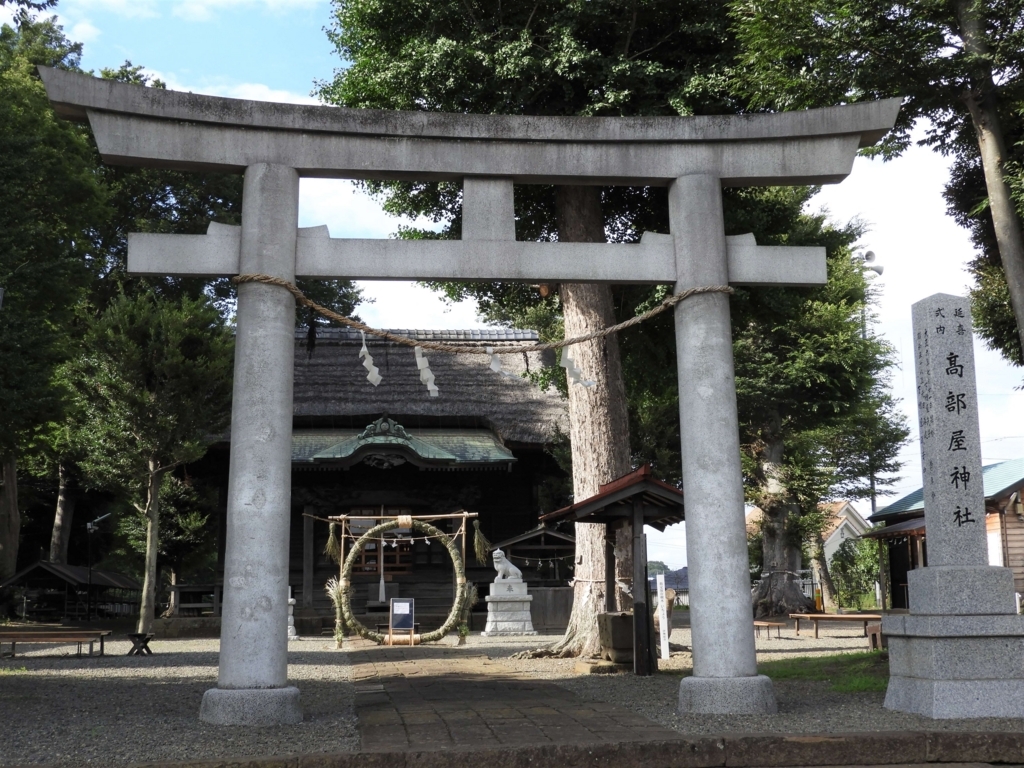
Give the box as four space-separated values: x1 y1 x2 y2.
731 0 1024 365
117 474 217 578
758 651 888 692
647 560 669 575
67 292 234 508
322 0 908 528
830 538 878 610
0 14 104 456
91 62 363 326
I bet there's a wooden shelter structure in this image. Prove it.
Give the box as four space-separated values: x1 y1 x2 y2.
0 561 141 622
864 458 1024 609
540 465 685 675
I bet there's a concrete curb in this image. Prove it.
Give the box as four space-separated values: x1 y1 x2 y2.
129 731 1024 768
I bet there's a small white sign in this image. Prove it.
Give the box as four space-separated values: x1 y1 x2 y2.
656 574 670 660
393 602 410 615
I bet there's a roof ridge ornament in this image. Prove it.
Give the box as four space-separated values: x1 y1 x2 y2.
359 415 410 441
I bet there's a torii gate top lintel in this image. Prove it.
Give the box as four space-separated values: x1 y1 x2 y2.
39 66 900 187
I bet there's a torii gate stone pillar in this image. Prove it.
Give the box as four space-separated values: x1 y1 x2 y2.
40 66 900 725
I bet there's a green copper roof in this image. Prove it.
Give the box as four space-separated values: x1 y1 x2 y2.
872 458 1024 522
291 417 515 469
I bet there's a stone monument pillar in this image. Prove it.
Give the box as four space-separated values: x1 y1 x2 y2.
884 293 1024 718
287 586 298 641
482 549 537 636
200 164 303 726
671 175 777 715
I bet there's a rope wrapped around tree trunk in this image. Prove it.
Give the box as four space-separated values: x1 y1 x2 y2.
231 273 733 355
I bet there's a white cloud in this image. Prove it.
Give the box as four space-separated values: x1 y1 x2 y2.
69 19 101 43
0 7 15 27
133 67 319 104
59 0 320 20
171 0 321 22
59 0 159 19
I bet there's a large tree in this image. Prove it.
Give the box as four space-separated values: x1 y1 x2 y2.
318 0 910 641
68 292 233 633
731 0 1024 366
0 13 103 582
317 0 736 655
732 207 909 616
7 33 362 575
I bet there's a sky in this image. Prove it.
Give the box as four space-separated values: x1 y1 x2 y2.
7 0 1024 570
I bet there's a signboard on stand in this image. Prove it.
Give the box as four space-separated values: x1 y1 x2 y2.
389 597 415 646
656 574 670 660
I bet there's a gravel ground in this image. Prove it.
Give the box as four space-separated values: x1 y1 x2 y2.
0 637 357 767
6 623 1024 767
475 626 1024 736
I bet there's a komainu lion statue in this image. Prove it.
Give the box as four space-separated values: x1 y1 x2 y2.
491 548 522 582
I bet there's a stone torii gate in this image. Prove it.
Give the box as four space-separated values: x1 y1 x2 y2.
40 67 900 726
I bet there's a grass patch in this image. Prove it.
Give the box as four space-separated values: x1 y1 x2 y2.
758 651 888 693
0 666 29 675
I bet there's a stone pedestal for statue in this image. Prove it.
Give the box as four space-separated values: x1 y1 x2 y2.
883 294 1024 718
481 548 536 636
482 580 537 636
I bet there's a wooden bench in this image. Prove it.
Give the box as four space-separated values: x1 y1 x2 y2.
789 613 882 639
0 629 111 658
753 620 785 639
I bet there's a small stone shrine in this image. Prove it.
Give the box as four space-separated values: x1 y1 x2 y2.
884 293 1024 718
482 549 537 636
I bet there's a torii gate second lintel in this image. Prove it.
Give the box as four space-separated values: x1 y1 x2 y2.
39 67 900 726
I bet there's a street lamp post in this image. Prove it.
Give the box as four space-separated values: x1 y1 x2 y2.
85 513 110 623
852 250 884 515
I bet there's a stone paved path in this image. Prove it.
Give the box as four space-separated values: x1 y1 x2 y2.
347 640 683 752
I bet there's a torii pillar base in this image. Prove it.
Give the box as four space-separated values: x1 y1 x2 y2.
678 675 777 715
200 687 303 726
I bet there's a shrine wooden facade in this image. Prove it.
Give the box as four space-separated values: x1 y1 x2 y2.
193 327 570 627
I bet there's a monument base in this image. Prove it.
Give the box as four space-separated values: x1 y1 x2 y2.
482 586 537 636
199 686 302 726
678 674 777 715
883 611 1024 718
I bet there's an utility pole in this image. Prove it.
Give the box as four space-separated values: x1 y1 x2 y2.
853 251 884 515
85 513 110 623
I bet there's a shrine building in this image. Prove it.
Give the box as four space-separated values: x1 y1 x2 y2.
191 327 571 634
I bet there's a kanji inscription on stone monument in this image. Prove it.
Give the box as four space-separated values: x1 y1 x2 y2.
884 293 1024 719
911 294 986 566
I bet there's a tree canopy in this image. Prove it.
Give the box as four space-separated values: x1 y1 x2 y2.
731 0 1024 369
67 291 234 632
320 0 909 622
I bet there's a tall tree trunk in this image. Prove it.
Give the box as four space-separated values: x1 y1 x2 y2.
956 0 1024 358
0 454 19 584
810 532 837 610
548 185 633 657
163 567 179 618
750 435 813 618
49 462 76 564
137 463 163 634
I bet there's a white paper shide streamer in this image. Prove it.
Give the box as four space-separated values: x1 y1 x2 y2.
486 346 520 379
560 346 595 388
358 331 382 386
414 346 439 397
